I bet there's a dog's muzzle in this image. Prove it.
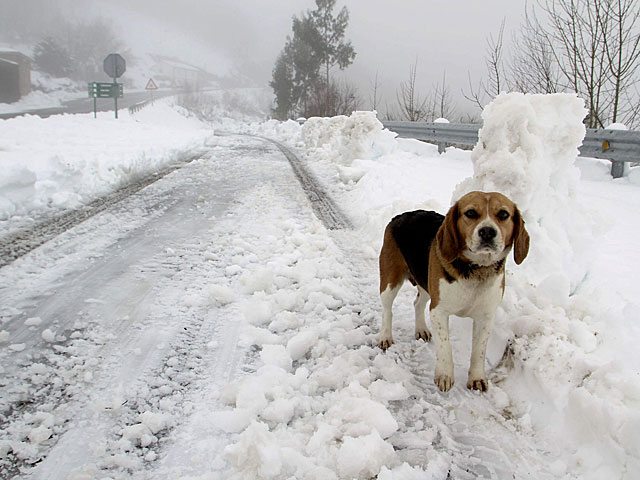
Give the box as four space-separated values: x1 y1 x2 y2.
478 226 497 248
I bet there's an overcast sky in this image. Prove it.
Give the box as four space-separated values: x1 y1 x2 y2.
125 0 525 117
3 0 526 118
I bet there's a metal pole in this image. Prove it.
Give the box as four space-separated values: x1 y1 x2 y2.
113 77 118 119
94 97 96 118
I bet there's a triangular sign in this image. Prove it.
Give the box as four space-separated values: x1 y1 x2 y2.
145 78 158 90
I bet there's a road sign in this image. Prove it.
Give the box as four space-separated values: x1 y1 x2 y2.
145 78 158 90
103 53 126 79
88 82 123 99
88 82 124 119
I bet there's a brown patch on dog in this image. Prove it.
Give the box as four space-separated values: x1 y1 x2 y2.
436 202 461 263
427 243 443 309
512 207 530 265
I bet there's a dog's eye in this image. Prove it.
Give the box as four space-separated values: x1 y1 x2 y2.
497 210 510 221
464 209 479 219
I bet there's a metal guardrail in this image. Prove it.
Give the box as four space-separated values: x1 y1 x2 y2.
382 121 639 178
128 100 151 114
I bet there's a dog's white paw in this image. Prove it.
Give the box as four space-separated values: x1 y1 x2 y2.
379 336 394 350
435 373 454 392
415 328 431 342
467 377 489 392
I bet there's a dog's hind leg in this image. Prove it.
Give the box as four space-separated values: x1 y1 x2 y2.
414 285 431 342
379 224 408 350
379 283 401 350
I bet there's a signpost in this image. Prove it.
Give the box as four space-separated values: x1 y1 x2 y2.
88 82 123 118
102 53 126 118
145 78 158 104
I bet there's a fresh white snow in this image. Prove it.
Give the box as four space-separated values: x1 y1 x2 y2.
0 99 212 232
1 93 639 479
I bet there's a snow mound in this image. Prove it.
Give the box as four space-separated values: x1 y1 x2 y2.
452 92 640 479
455 92 594 288
301 111 398 166
0 100 211 231
262 93 640 479
246 119 304 145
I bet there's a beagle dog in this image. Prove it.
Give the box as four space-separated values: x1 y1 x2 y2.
378 191 529 392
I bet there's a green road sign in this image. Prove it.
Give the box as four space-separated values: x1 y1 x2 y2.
88 82 123 99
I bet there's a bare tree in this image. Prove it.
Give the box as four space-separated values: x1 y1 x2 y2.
462 0 640 127
458 111 482 124
370 70 382 111
539 0 611 127
303 79 359 117
510 8 562 94
396 58 431 121
599 0 640 123
433 71 456 120
382 101 397 121
463 19 508 110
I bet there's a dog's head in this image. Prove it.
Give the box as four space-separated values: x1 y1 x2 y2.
437 191 529 266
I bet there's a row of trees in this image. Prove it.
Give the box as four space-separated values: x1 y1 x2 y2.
272 0 640 128
467 0 640 128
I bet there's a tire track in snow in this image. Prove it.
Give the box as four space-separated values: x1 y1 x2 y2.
254 136 353 231
0 149 207 269
0 141 259 479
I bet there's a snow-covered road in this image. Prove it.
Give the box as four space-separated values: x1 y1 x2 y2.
0 133 566 479
0 135 286 477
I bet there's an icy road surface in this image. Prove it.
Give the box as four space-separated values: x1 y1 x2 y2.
0 135 559 479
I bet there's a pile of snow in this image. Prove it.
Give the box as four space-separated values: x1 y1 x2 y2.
455 92 596 287
245 119 304 146
301 111 398 166
0 99 212 232
256 95 640 478
449 94 640 477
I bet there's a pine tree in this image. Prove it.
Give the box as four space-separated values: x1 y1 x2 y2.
310 0 356 92
270 50 295 120
271 0 356 118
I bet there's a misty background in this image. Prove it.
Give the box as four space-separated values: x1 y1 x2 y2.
0 0 523 119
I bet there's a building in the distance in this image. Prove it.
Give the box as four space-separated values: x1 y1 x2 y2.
0 51 32 103
150 55 217 90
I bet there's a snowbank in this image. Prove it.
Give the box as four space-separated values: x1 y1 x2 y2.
269 97 640 478
0 99 212 232
301 111 398 166
455 92 595 287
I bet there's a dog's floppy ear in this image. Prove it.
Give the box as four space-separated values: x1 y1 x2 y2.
512 207 530 265
437 202 461 263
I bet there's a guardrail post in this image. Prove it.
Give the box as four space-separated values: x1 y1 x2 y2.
611 162 625 179
438 142 446 154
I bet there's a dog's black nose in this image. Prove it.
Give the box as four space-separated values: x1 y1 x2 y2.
479 226 497 241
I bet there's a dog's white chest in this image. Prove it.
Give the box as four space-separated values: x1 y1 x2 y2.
437 275 503 317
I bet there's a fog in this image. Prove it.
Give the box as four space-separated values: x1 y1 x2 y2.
1 0 525 118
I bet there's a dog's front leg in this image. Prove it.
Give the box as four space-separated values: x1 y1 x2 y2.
430 307 454 392
467 313 495 392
